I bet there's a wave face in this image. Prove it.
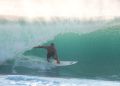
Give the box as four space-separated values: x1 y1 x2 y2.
0 19 120 80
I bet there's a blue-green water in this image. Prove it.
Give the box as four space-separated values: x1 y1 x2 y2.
24 28 120 80
0 19 120 82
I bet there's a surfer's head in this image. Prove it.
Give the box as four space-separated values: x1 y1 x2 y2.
51 43 54 46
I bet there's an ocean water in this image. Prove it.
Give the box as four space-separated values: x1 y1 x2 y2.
0 18 120 86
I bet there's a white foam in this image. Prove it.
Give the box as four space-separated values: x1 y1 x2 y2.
0 75 120 86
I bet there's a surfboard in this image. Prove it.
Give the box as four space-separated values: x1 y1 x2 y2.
52 61 78 66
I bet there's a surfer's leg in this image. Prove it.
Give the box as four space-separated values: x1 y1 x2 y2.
54 55 60 64
47 54 51 62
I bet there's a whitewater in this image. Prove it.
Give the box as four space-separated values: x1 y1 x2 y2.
0 75 120 86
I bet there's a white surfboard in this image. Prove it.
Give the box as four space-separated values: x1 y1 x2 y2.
52 61 78 66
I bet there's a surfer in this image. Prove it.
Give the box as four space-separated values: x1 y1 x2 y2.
34 43 60 64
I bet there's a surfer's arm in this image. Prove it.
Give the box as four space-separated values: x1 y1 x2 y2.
34 46 48 48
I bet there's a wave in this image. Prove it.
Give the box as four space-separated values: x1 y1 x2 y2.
0 18 120 80
0 19 115 63
23 27 120 79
